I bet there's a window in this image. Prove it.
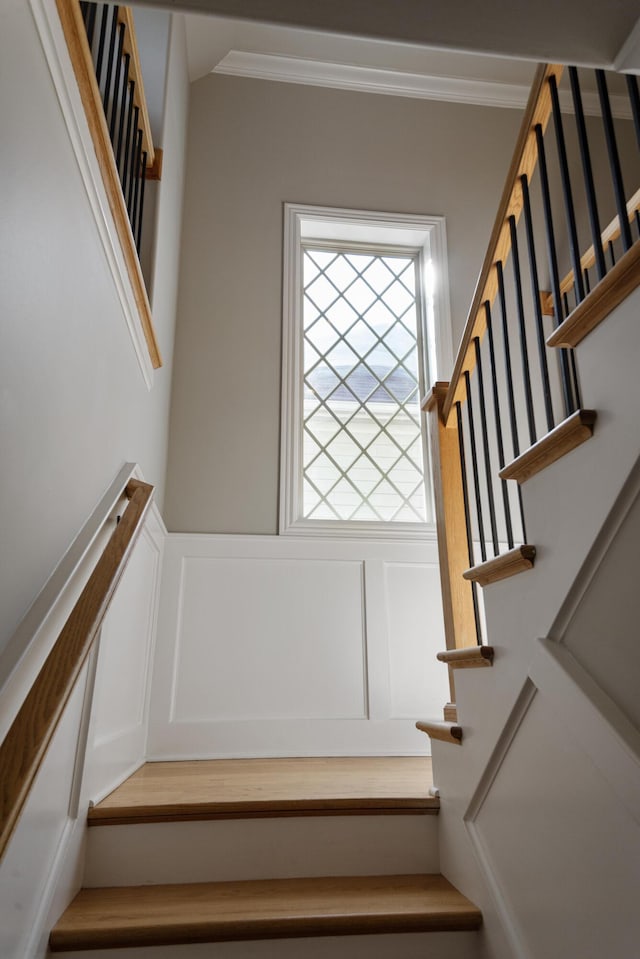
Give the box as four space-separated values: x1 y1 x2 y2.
281 204 452 537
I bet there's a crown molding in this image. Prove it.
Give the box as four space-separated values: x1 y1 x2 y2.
213 51 632 118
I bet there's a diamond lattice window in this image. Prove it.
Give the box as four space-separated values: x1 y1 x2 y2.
302 247 427 523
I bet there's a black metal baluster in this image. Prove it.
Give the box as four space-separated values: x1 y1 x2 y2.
569 349 582 409
569 67 606 282
521 173 555 433
94 5 110 90
497 260 528 544
508 215 537 446
474 337 499 556
584 268 591 294
464 370 486 564
115 57 131 175
608 240 616 268
126 107 140 213
496 261 520 460
121 81 136 193
636 210 640 240
456 401 482 643
535 122 576 415
108 22 126 142
597 69 633 252
549 74 585 305
485 302 514 550
627 74 640 150
85 2 97 50
135 153 148 253
129 127 142 223
102 5 119 117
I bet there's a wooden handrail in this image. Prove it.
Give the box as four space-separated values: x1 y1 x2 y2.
0 479 153 863
541 184 640 314
56 0 162 368
442 63 564 425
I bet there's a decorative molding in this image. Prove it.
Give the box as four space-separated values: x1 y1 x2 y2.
462 678 539 959
214 51 632 118
148 533 443 758
529 638 640 828
548 455 640 640
464 678 538 823
28 0 156 389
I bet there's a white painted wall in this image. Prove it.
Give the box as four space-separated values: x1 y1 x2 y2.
164 74 522 534
148 534 449 757
0 0 188 657
430 286 640 958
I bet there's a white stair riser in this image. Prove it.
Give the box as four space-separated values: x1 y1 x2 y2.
85 815 439 886
52 930 481 959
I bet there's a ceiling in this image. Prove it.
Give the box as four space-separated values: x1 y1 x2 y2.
133 0 640 75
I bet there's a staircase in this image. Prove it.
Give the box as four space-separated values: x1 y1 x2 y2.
49 758 482 957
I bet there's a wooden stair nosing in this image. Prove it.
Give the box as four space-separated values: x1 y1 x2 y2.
416 721 463 745
87 797 440 826
546 238 640 349
437 646 494 668
463 545 536 586
499 410 596 484
49 874 482 951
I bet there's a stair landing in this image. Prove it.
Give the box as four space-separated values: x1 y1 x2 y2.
88 757 438 825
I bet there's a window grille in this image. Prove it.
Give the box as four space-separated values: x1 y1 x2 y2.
302 247 426 523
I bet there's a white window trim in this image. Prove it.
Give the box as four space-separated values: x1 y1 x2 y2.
280 203 453 540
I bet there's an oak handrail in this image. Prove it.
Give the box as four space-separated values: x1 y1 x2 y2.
0 478 153 862
56 0 162 368
442 63 564 425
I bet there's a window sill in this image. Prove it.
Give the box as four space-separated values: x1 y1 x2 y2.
279 518 438 542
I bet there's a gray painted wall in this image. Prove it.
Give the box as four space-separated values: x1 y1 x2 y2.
164 74 522 533
0 4 189 655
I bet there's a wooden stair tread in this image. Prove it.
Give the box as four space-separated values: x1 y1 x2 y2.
437 646 494 668
499 410 596 484
89 758 438 825
415 721 463 745
463 545 536 586
49 874 482 950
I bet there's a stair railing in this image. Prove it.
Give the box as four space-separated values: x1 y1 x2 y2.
428 63 640 652
0 472 153 863
55 0 162 369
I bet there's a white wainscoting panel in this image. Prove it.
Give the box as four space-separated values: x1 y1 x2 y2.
385 562 446 719
467 689 640 959
85 513 164 803
149 534 448 757
171 557 366 722
0 669 88 959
